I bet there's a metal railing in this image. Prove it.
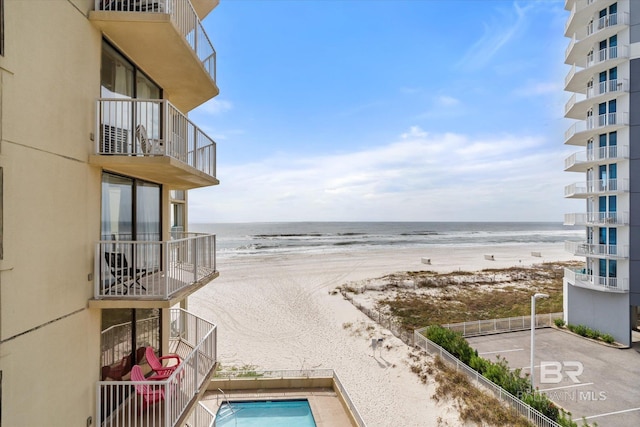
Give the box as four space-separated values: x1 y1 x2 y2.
413 331 561 427
213 369 367 427
565 79 628 115
564 145 628 169
184 402 215 427
95 0 216 84
564 211 629 226
564 112 628 143
96 98 217 178
564 178 629 197
430 313 563 338
97 309 217 427
587 12 627 36
564 267 629 292
95 233 217 300
101 317 160 368
586 45 628 68
564 240 628 258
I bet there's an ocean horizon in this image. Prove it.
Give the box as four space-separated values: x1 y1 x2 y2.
188 221 582 258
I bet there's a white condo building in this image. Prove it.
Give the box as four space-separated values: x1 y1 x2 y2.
563 0 639 347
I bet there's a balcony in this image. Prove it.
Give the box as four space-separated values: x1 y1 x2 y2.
97 309 217 427
565 45 629 93
565 12 628 65
90 99 218 189
564 145 628 172
90 0 218 112
565 78 628 119
564 112 628 146
564 211 629 226
564 178 629 198
565 0 599 37
564 267 628 293
565 241 628 259
91 233 218 308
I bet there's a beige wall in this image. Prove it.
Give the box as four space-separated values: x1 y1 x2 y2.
0 1 104 425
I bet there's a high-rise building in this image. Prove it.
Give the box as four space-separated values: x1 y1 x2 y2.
563 0 638 347
0 0 222 425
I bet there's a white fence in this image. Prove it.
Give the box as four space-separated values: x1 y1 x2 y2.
97 309 217 427
95 233 216 300
425 312 563 338
413 331 561 427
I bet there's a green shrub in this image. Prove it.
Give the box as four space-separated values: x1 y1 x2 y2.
425 325 475 365
601 333 615 344
554 318 566 327
585 328 600 340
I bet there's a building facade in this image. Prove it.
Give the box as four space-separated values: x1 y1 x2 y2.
563 0 639 347
0 0 221 425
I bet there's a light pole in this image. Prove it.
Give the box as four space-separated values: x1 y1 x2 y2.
530 293 549 390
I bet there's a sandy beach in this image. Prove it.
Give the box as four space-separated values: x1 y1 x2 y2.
190 243 580 426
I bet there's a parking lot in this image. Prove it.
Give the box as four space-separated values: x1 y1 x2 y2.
467 328 640 426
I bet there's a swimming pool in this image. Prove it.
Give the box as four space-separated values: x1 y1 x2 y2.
215 399 317 427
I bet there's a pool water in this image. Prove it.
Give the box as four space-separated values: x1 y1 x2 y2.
216 399 317 427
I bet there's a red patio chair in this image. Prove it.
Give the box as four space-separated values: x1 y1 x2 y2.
145 346 181 379
131 365 165 410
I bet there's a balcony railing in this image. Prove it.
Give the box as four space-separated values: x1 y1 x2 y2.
564 211 629 226
94 0 216 85
564 112 628 144
565 240 628 258
95 233 216 300
564 178 628 197
564 267 628 292
587 12 627 37
96 98 216 180
97 309 217 427
564 145 628 170
586 45 627 68
565 79 628 116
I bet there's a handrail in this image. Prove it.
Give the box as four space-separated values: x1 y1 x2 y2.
96 98 217 178
94 233 217 300
97 308 217 427
94 0 216 84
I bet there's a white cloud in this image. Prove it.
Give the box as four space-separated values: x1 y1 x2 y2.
189 126 572 223
437 95 460 107
457 2 533 70
514 81 562 97
196 98 233 115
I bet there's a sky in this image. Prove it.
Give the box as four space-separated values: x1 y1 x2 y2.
188 0 580 223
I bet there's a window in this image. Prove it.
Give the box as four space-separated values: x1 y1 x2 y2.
101 172 161 241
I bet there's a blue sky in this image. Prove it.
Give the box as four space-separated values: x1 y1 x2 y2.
188 0 579 223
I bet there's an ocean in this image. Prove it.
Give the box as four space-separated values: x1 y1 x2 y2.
188 222 583 258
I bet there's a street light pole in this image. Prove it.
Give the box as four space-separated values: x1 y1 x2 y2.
530 293 549 390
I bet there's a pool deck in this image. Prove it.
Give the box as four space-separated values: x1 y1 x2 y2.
200 388 354 426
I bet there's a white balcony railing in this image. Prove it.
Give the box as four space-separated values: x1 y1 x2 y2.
97 98 216 179
564 211 629 226
564 145 628 169
95 233 216 300
586 45 627 69
564 267 629 292
586 12 627 37
95 0 216 84
565 178 629 197
564 112 628 143
97 309 217 427
564 241 628 258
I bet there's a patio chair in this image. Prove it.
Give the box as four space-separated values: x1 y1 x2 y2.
131 365 165 410
104 252 148 293
136 125 164 155
101 355 132 381
145 346 181 379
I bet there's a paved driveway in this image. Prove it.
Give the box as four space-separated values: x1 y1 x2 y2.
467 329 640 427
